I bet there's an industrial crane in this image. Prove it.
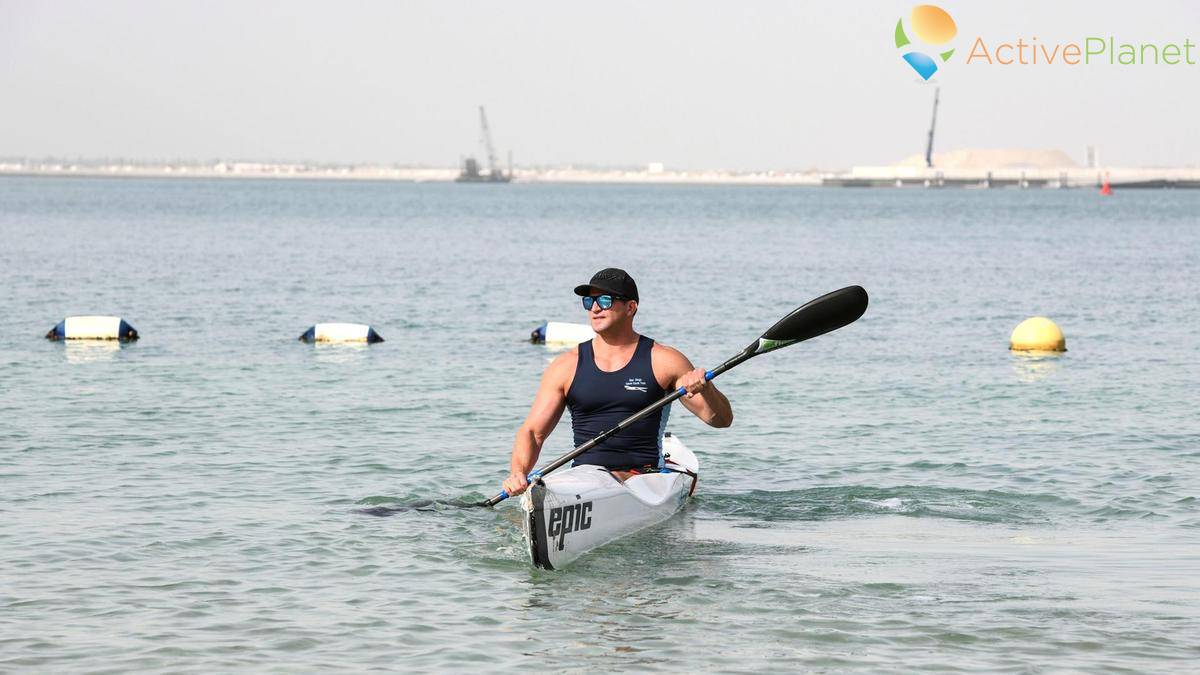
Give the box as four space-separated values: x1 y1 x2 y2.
457 105 511 183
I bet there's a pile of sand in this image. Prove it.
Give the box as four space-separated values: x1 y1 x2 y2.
896 148 1079 169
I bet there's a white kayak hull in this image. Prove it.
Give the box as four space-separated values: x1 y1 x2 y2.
521 434 699 569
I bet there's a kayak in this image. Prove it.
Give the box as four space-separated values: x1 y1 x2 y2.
520 433 699 569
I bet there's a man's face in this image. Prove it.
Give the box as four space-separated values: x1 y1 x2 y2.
585 290 635 333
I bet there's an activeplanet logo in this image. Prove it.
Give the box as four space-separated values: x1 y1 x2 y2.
894 5 957 80
893 4 1198 80
965 36 1198 66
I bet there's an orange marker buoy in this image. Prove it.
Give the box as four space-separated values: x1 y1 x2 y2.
1100 172 1113 196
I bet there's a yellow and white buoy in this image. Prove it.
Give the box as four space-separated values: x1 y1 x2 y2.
1009 317 1066 352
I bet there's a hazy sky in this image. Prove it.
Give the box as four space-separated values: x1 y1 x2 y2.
2 0 1198 169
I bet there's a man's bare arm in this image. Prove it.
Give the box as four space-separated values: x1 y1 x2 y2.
503 351 575 496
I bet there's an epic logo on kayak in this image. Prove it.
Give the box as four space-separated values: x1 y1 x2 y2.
547 501 593 551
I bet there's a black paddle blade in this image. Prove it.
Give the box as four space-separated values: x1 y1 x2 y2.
753 285 868 354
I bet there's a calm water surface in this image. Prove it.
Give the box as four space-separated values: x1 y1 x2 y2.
1 177 1198 671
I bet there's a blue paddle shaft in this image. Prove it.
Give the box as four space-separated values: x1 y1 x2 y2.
493 469 541 503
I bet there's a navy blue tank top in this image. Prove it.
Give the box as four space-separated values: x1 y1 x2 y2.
568 335 670 469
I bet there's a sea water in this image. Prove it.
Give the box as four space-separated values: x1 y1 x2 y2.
1 177 1197 671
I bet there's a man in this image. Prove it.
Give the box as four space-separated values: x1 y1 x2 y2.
502 267 733 497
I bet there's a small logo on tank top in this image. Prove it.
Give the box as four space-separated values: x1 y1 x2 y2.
624 377 648 392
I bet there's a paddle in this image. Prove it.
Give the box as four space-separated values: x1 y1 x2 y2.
480 285 869 508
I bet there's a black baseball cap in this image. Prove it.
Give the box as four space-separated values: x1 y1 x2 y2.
573 267 639 302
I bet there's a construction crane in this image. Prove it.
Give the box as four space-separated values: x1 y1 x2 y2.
925 87 939 169
457 105 511 183
479 106 502 178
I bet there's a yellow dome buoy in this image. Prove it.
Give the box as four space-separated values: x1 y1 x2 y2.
1009 317 1066 352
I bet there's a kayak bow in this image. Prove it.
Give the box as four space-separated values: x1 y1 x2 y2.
522 434 698 570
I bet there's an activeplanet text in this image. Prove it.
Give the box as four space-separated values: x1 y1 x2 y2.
966 36 1198 66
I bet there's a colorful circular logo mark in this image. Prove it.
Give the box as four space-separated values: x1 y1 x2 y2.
895 4 957 80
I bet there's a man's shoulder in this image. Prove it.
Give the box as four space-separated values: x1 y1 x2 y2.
650 341 693 373
544 347 580 381
650 340 685 358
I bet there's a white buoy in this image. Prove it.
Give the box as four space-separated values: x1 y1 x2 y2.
46 316 139 341
530 321 595 345
299 323 384 343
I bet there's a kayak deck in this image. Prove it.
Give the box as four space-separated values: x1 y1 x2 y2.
521 434 698 570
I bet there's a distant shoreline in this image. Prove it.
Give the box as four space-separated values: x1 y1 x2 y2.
4 160 1199 189
0 160 823 186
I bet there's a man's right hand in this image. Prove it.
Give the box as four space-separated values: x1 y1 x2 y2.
502 472 530 497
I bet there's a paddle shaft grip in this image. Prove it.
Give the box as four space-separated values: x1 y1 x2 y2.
482 346 757 508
